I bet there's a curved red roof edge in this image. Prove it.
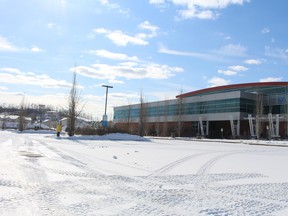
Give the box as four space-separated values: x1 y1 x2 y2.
176 82 288 98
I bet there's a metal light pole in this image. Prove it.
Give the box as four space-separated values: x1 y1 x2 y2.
102 85 113 128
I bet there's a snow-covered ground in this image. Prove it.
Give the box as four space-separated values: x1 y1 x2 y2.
1 130 288 216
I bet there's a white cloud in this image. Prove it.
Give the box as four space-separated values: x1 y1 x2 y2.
94 28 108 34
0 34 46 55
47 23 63 34
90 21 159 46
0 36 21 52
31 46 45 53
244 59 262 65
207 76 230 87
98 0 119 9
0 68 21 73
107 30 148 46
48 22 59 29
159 43 248 62
216 32 232 40
178 7 218 20
98 0 130 15
109 79 124 84
217 65 248 76
0 68 73 89
265 46 288 61
74 62 183 82
138 21 158 32
172 0 249 9
93 22 159 46
214 44 247 56
0 86 7 91
158 44 221 61
262 27 270 34
0 91 71 112
89 49 139 62
150 0 251 20
108 92 140 103
119 62 139 67
228 65 248 71
149 0 165 4
138 21 159 38
98 0 109 4
94 28 149 46
217 69 237 76
259 77 283 82
0 91 26 106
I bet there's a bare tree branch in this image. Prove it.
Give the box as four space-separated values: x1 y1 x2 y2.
67 69 84 136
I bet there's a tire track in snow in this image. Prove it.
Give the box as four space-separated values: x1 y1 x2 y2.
196 150 261 176
3 134 288 215
0 136 71 216
147 152 212 177
24 137 288 215
38 140 87 168
147 149 259 177
31 140 194 215
39 139 153 176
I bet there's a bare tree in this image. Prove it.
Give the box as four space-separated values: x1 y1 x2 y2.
67 69 83 136
126 104 132 133
255 93 263 139
1 113 6 130
162 99 169 137
18 97 26 131
176 89 184 137
138 90 146 137
155 102 161 136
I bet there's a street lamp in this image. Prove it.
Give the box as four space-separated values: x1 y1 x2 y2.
102 85 113 128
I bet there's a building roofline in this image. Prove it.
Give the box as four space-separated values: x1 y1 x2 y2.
176 82 288 98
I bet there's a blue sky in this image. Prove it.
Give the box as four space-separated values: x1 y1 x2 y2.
0 0 287 119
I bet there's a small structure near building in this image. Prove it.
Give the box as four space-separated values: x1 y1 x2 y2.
60 117 95 132
0 114 32 130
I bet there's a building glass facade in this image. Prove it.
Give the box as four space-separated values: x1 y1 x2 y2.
114 82 288 139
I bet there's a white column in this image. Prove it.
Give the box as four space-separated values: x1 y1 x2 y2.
237 120 240 136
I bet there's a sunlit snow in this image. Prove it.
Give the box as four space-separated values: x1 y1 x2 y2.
0 130 288 215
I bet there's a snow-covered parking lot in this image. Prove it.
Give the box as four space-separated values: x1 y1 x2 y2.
1 130 288 216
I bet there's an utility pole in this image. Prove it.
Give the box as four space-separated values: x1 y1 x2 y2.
102 85 113 128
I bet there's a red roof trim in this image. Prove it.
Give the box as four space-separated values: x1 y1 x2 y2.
176 82 288 98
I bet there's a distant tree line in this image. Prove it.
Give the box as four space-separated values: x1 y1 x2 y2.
0 103 65 119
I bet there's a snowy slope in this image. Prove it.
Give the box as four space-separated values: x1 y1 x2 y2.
0 130 288 215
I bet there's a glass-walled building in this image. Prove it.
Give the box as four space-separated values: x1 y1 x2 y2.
114 82 288 139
